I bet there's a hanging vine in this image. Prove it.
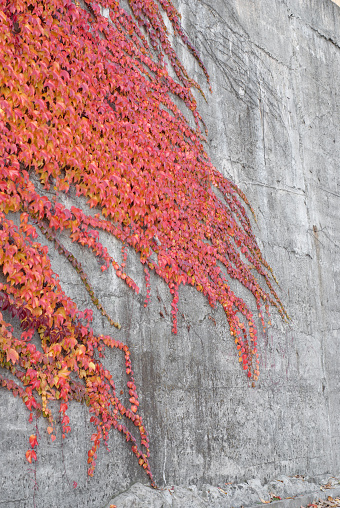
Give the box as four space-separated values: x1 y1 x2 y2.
0 0 287 486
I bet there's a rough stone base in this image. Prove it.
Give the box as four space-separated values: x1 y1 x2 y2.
106 475 340 508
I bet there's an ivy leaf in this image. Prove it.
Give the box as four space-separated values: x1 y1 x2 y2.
6 348 19 364
29 434 38 448
25 449 37 464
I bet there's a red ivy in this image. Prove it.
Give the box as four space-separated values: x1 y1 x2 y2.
0 0 287 485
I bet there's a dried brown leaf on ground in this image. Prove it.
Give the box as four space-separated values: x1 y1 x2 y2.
306 497 340 508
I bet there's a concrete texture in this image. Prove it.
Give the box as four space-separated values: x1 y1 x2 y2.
1 0 340 506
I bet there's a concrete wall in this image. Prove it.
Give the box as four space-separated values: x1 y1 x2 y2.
1 0 339 506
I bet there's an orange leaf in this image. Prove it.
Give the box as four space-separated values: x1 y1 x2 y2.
7 348 19 364
25 449 37 463
29 434 38 448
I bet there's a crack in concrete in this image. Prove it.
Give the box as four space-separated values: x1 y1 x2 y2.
309 25 340 50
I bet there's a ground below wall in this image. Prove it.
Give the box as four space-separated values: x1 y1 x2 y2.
107 475 340 508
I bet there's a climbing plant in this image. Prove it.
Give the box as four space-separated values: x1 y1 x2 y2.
0 0 287 486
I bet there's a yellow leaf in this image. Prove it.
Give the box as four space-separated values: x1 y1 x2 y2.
59 366 70 379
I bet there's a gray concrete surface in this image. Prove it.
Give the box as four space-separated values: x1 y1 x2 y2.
0 0 339 507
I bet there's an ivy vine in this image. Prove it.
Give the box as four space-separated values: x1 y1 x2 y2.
0 0 287 487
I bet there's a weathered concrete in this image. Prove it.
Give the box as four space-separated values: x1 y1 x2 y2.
1 0 340 506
